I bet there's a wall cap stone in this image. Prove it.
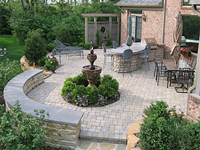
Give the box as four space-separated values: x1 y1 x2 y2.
4 69 83 126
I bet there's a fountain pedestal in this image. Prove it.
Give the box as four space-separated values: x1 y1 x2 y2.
82 50 102 87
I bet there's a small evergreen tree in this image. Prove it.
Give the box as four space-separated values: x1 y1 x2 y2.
24 29 47 63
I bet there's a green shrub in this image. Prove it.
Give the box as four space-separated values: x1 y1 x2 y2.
71 85 87 102
99 83 115 98
62 74 119 105
78 42 84 47
107 33 112 47
72 42 78 46
64 77 74 84
140 116 175 150
0 101 51 150
37 57 48 67
179 120 200 150
46 42 56 52
61 81 76 97
24 29 47 63
86 87 99 104
0 59 23 95
84 43 92 50
143 101 170 119
56 25 71 44
73 74 88 86
95 30 100 46
139 101 182 150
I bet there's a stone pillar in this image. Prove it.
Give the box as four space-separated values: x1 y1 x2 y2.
85 17 88 43
109 16 112 38
94 16 97 44
195 34 200 96
117 16 120 44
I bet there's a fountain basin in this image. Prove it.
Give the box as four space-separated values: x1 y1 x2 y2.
82 65 102 87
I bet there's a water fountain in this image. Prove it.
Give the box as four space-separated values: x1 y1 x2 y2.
82 49 102 87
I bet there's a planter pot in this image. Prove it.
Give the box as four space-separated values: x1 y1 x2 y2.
181 51 191 57
103 39 108 45
50 66 56 73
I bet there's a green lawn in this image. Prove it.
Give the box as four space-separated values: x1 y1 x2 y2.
0 34 25 63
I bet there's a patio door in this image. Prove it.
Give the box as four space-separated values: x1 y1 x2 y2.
131 14 142 42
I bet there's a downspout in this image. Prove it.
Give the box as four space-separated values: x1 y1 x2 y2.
162 0 166 43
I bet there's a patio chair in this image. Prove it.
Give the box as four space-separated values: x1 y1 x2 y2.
153 56 165 79
154 59 168 85
120 49 133 77
53 39 83 58
102 43 113 68
138 46 151 71
175 68 194 93
112 40 118 49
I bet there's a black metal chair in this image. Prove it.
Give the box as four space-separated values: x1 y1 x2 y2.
120 49 133 77
154 59 168 85
175 68 195 93
153 56 165 79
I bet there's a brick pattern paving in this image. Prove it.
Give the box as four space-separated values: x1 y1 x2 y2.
27 49 188 143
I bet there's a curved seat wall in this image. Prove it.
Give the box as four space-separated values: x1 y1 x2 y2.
4 69 83 150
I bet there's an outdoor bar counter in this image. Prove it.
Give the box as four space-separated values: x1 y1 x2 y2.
111 42 146 72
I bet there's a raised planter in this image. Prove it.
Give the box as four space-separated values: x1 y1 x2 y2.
4 69 83 150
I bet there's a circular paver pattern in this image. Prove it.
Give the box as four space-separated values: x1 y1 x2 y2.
27 49 188 143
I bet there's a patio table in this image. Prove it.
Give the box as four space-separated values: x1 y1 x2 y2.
111 43 146 72
163 59 193 88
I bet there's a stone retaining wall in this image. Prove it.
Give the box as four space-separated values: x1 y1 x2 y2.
187 94 200 123
4 69 83 150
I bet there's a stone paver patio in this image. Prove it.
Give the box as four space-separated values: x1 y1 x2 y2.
27 49 188 148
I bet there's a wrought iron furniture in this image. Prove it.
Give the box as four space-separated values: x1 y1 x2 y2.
163 59 193 88
102 43 113 68
54 39 84 58
120 49 133 77
175 68 195 93
153 56 168 85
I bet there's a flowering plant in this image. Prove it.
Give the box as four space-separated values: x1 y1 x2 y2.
181 47 194 53
44 55 59 71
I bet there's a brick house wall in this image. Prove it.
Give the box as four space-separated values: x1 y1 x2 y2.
120 0 198 56
187 94 200 122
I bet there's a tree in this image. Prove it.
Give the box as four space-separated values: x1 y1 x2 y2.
24 29 47 63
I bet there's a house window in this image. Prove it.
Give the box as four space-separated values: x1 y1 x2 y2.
131 14 142 42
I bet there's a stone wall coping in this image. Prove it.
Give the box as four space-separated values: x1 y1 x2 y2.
4 69 84 126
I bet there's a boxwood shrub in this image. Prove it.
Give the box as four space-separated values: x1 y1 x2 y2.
139 101 200 150
61 74 119 106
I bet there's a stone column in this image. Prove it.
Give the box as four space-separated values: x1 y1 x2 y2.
109 16 112 38
85 17 88 43
94 16 97 44
195 34 200 96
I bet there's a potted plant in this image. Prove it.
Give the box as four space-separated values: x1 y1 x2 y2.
181 47 194 56
44 56 59 73
103 35 108 45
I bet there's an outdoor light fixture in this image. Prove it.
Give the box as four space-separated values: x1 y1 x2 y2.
142 12 147 22
190 0 200 16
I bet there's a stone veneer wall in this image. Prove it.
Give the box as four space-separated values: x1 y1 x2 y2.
187 94 200 123
4 69 83 150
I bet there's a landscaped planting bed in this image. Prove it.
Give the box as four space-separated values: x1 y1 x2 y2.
61 74 120 107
